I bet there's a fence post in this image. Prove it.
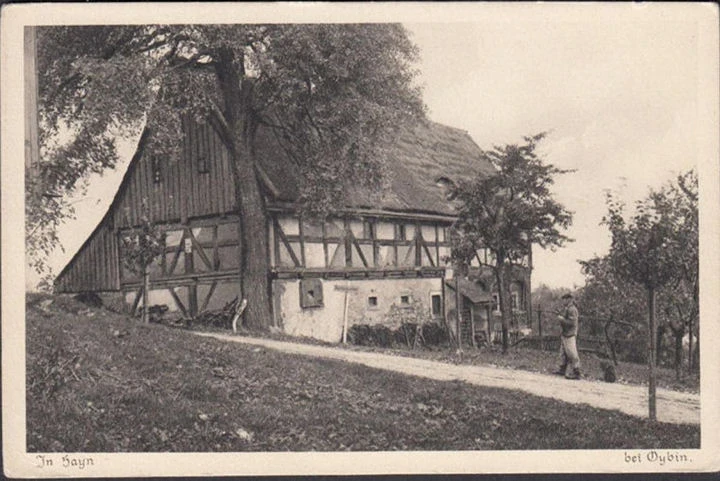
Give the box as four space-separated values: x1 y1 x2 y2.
538 309 543 351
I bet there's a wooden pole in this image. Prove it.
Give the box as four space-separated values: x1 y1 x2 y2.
143 265 150 324
24 26 40 177
470 304 477 348
342 289 349 344
538 309 543 351
648 287 657 421
455 276 462 350
335 284 358 344
687 314 694 373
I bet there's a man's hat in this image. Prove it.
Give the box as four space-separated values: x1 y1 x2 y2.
561 293 573 299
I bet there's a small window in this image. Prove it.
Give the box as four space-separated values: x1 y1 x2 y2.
197 122 210 173
397 224 406 241
511 291 520 311
492 293 500 313
368 296 378 308
363 221 375 240
400 295 411 306
299 279 323 308
431 294 442 318
151 155 162 184
198 156 209 174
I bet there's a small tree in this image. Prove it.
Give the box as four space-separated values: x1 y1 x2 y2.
602 169 697 420
120 200 164 323
447 133 573 353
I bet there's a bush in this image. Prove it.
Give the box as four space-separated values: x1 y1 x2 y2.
421 322 450 346
347 321 450 349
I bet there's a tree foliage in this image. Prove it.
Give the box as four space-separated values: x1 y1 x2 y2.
578 256 646 325
120 202 165 277
120 200 165 324
597 169 698 418
447 133 573 352
602 170 698 306
578 170 698 374
30 24 425 327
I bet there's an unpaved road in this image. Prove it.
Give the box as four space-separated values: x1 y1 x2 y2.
196 332 700 425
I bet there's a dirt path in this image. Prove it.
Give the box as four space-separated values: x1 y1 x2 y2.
195 332 700 425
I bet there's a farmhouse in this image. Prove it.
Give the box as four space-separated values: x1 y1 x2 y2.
54 116 532 343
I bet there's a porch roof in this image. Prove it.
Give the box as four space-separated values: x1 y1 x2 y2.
445 278 492 304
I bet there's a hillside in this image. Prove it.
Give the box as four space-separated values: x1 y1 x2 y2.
26 294 699 452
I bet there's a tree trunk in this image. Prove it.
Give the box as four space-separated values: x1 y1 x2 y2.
455 276 462 351
142 265 150 324
647 287 657 421
656 322 666 366
216 48 273 330
674 331 683 380
495 259 510 354
687 314 694 373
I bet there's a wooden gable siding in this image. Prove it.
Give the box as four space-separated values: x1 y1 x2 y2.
113 117 236 229
55 219 119 293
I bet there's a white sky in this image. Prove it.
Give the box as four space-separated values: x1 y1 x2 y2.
405 19 699 288
31 16 701 291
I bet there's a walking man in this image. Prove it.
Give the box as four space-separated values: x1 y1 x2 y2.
555 293 581 380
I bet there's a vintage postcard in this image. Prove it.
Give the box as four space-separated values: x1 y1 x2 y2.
2 2 719 477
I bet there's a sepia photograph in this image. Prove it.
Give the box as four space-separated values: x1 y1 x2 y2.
2 2 719 477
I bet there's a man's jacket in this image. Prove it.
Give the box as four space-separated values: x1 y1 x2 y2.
560 304 579 337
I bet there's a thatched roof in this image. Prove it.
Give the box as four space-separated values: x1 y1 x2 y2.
256 120 494 216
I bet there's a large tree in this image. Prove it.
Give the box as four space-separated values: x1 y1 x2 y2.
447 133 573 353
602 169 698 421
29 24 425 328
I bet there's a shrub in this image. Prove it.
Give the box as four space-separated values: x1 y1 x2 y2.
347 321 450 349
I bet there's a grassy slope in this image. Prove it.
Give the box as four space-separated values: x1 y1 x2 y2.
26 295 699 452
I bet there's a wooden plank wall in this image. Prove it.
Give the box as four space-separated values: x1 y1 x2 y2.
113 117 237 229
55 221 119 293
57 116 237 293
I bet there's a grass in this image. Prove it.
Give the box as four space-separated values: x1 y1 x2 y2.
26 294 699 452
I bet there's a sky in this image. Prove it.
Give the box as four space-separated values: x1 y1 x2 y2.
405 19 699 288
30 14 702 291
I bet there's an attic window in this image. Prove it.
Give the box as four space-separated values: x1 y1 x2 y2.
363 220 375 240
368 296 378 309
198 156 209 174
397 224 406 241
151 155 163 184
196 122 210 174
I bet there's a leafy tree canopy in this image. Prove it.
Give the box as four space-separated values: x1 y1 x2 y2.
448 132 574 268
446 132 573 352
29 24 425 274
603 169 698 292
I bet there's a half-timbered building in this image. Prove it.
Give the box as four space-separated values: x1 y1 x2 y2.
55 116 532 343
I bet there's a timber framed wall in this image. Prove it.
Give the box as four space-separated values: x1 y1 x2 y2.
55 113 534 338
268 209 454 278
56 115 240 301
119 215 241 317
